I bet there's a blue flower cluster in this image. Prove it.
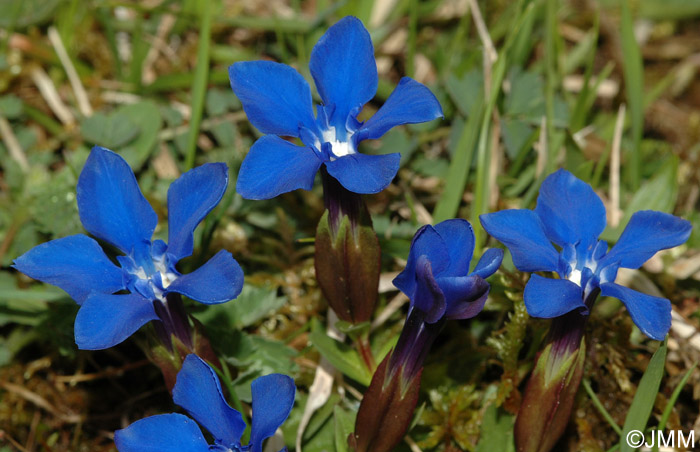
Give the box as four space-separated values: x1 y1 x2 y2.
115 355 295 452
230 16 443 199
480 169 692 340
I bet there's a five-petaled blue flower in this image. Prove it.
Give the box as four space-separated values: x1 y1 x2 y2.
229 16 443 199
480 169 692 340
394 219 504 324
115 354 295 452
13 147 244 350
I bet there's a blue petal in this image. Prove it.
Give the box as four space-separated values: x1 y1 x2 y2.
393 225 450 300
523 274 586 318
173 355 246 446
166 250 244 304
249 373 296 452
534 169 606 249
602 210 692 270
600 282 671 341
77 147 157 255
357 77 443 141
470 248 504 279
236 136 323 200
413 255 446 323
325 152 400 194
479 210 560 272
114 413 210 452
229 61 317 137
167 163 228 261
74 293 158 350
433 219 474 277
309 16 377 128
12 235 124 305
438 275 489 320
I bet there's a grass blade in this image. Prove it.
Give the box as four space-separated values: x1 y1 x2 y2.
620 0 643 189
619 341 667 452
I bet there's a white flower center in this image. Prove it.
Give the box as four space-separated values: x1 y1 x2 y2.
322 126 355 160
568 269 582 286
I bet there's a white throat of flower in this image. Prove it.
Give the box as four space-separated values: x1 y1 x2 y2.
568 268 582 286
321 126 355 160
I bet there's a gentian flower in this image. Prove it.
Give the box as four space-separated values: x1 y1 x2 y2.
479 168 691 452
115 354 295 452
229 16 443 199
480 168 691 340
13 147 244 350
351 219 503 452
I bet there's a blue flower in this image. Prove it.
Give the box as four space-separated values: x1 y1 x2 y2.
393 219 504 324
13 147 244 350
480 168 692 340
229 16 443 199
388 219 503 380
115 354 295 452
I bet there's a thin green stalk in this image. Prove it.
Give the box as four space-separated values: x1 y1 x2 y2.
652 362 698 452
544 0 557 174
184 0 213 171
583 379 622 435
620 0 643 189
407 0 418 78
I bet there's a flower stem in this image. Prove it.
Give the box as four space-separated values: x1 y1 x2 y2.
356 334 376 372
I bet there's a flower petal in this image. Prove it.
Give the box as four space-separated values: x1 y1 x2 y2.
433 219 474 277
534 169 606 249
12 235 124 305
77 147 157 255
173 355 246 446
309 16 377 126
479 210 559 272
438 275 490 320
393 225 450 300
166 250 244 304
358 77 443 140
114 413 210 452
249 373 296 452
74 293 158 350
167 163 228 261
325 152 400 194
236 135 323 200
470 248 504 279
523 274 586 318
413 255 447 323
602 210 692 270
229 61 316 136
600 282 671 341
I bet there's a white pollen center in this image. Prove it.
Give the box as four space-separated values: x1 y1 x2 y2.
329 140 354 159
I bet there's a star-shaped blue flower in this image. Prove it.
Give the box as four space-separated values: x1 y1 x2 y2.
115 354 295 452
480 169 692 340
229 16 443 199
13 147 244 350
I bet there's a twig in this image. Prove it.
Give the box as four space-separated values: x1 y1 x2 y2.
371 292 409 332
47 27 92 117
0 430 31 452
0 380 82 423
610 103 626 228
30 66 75 126
404 436 423 452
466 0 497 64
53 359 150 384
0 114 29 171
142 14 177 85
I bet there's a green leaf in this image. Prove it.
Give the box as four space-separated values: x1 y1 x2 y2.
475 404 515 452
619 341 667 452
194 284 287 329
0 95 24 119
0 0 61 27
309 318 372 385
334 405 356 452
118 101 163 170
81 111 140 150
